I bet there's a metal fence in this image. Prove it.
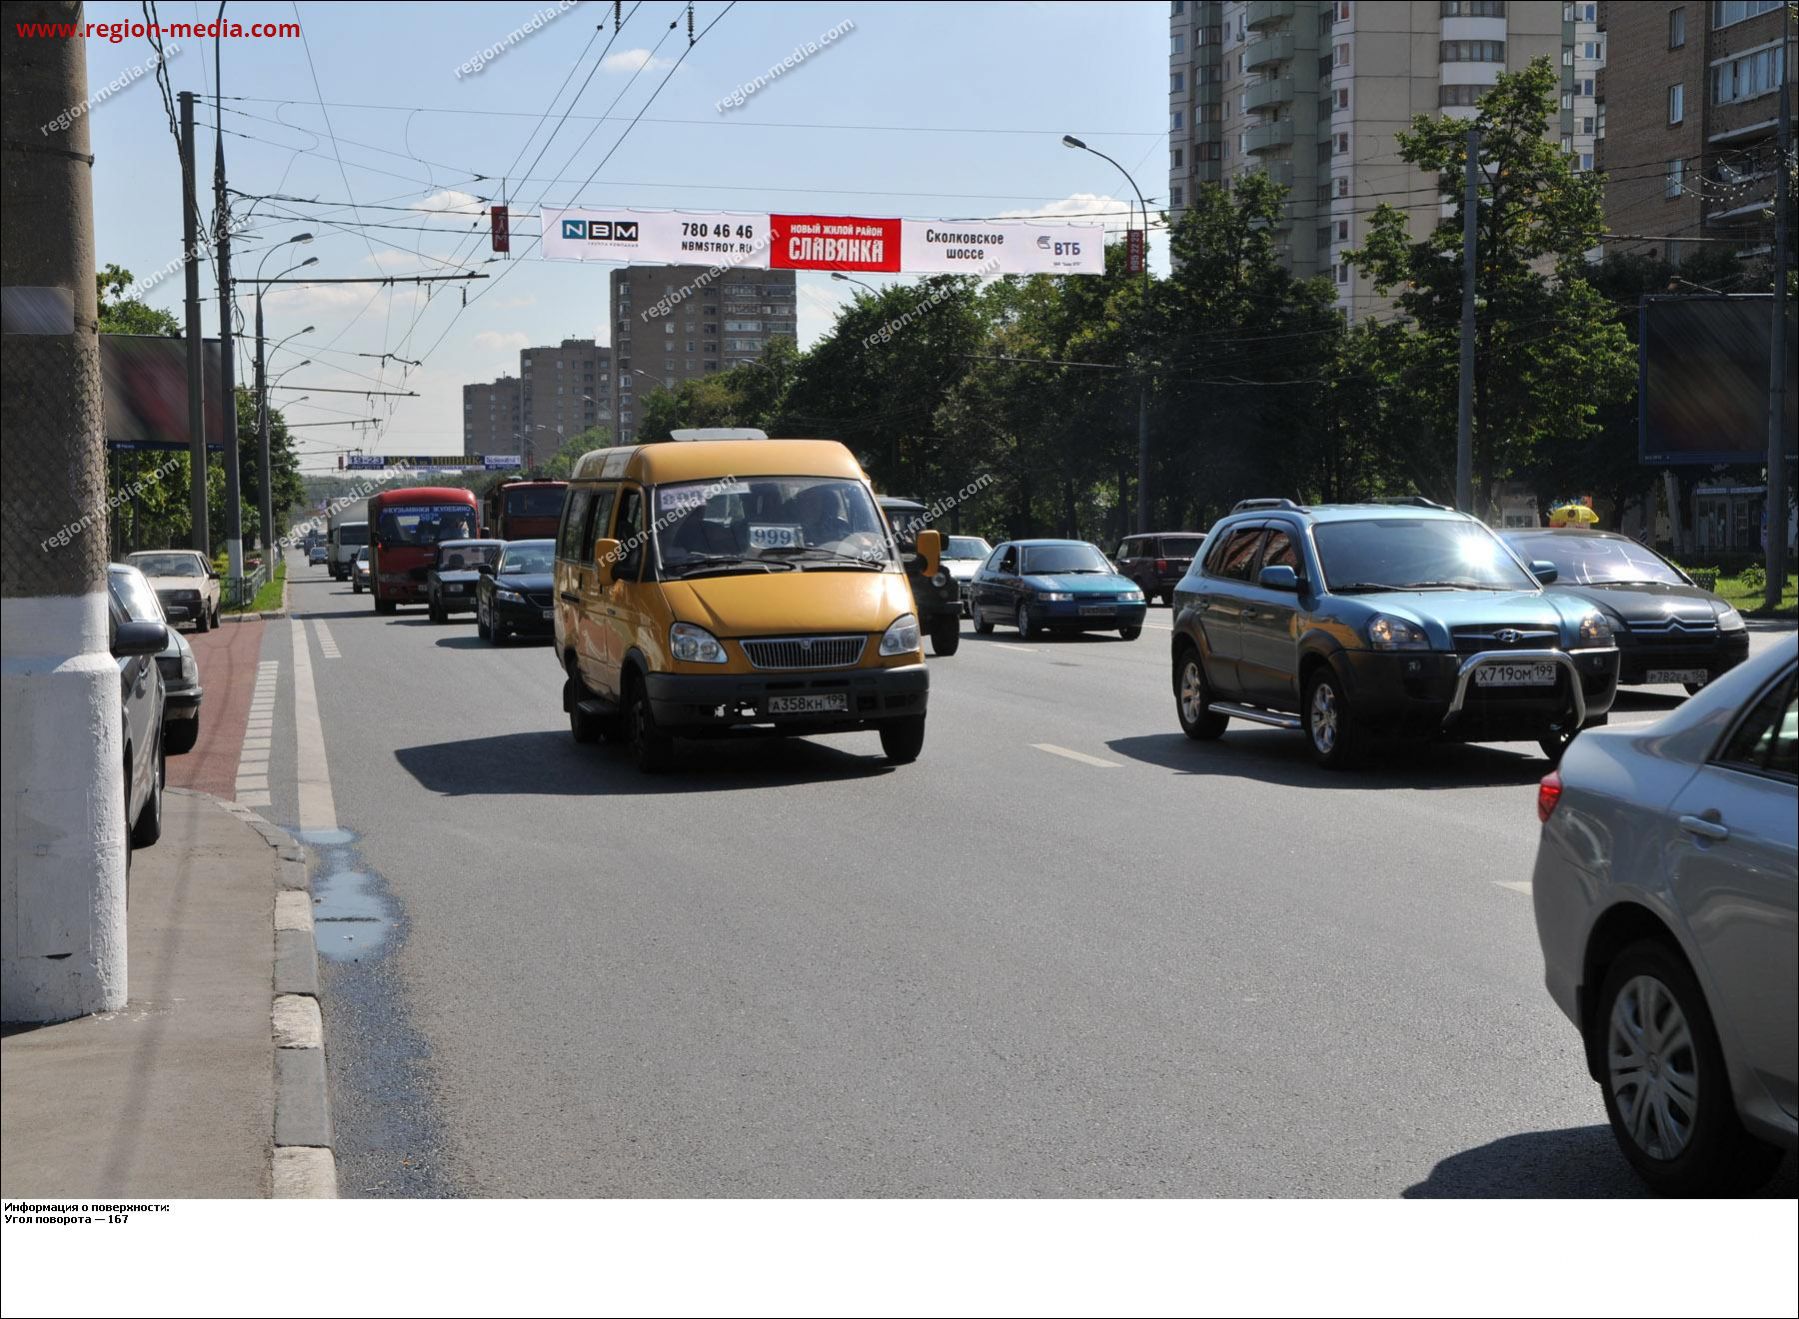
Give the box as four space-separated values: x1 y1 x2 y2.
222 562 269 611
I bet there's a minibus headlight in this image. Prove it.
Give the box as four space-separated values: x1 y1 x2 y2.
880 613 920 656
670 621 728 664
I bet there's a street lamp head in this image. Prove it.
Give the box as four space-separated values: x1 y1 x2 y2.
290 232 314 245
1062 134 1087 150
299 258 318 271
830 271 850 282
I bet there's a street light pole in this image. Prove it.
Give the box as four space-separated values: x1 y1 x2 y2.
831 272 878 295
251 238 313 554
1063 135 1153 533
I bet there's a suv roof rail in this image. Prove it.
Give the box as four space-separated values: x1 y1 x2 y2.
1393 495 1450 510
1230 497 1305 513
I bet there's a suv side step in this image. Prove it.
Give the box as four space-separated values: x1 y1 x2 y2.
1208 702 1302 730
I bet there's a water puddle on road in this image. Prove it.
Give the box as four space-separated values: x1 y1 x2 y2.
311 867 392 961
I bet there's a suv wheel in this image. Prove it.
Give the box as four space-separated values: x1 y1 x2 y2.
1304 666 1362 769
1175 646 1229 740
1595 940 1782 1195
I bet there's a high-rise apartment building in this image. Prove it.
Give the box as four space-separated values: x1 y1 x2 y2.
461 375 521 460
519 338 612 465
1170 1 1602 318
608 265 798 444
1598 0 1792 266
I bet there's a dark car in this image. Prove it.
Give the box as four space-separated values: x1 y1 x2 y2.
475 538 555 644
1500 528 1750 694
105 574 170 862
1113 531 1207 607
877 496 961 656
110 563 203 756
967 539 1148 640
428 538 504 623
1170 499 1621 767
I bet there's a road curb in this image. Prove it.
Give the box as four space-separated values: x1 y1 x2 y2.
216 796 338 1199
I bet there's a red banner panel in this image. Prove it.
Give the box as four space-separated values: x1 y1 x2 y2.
769 213 900 272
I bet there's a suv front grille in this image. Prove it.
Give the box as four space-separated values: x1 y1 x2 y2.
741 635 865 670
1451 626 1558 655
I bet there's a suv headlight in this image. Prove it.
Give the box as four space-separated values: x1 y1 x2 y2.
1578 612 1614 646
670 621 728 664
1715 605 1746 631
880 613 920 656
1367 614 1429 650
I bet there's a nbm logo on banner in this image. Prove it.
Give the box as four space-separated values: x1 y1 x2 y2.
561 218 641 243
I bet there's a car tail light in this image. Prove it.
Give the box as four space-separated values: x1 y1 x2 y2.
1155 559 1168 573
1537 770 1563 824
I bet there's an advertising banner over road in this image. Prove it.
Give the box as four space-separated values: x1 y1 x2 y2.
541 208 1105 275
542 209 767 265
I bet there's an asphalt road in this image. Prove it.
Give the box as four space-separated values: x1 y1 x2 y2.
255 555 1795 1197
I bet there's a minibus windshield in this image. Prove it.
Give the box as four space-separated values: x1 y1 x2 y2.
654 476 895 575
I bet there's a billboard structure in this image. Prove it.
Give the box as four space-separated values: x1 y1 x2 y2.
1639 295 1796 465
100 333 226 452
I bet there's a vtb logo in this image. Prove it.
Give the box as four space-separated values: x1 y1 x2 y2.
562 218 640 242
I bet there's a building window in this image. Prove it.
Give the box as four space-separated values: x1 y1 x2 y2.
1171 184 1185 206
1578 76 1596 95
1666 158 1685 197
1335 131 1350 154
1441 40 1506 63
1172 109 1184 130
1712 1 1780 28
1171 70 1185 93
1337 219 1350 241
1441 84 1489 107
1441 1 1505 15
1172 32 1185 54
1333 42 1350 66
1171 0 1183 13
1335 262 1350 284
1172 146 1185 167
1578 151 1594 171
1713 45 1785 104
1669 6 1686 47
1335 86 1350 110
1669 83 1684 123
1597 100 1606 135
1336 175 1350 198
1336 1 1351 19
1580 39 1604 59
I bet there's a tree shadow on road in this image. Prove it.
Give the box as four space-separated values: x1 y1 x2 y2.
1106 730 1550 791
1405 1126 1799 1197
393 729 895 796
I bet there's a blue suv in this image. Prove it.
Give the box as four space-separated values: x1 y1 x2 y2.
1169 499 1621 767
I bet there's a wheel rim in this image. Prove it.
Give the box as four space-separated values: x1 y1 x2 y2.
1310 681 1339 754
1017 605 1030 634
1180 660 1206 724
1608 974 1699 1161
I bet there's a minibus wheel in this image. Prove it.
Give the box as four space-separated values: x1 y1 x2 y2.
879 714 926 764
627 674 675 773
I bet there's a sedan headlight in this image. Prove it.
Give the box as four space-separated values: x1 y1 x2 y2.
496 588 526 604
670 621 727 664
879 613 920 656
1367 614 1429 650
1121 588 1145 602
180 651 197 683
1716 605 1746 632
1038 591 1073 602
1578 612 1614 646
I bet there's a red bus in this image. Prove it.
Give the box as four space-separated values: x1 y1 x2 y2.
366 486 480 614
483 479 568 542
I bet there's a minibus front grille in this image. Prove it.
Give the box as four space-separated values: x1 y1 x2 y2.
741 635 865 670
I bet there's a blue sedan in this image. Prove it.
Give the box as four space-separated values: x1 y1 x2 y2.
966 539 1147 640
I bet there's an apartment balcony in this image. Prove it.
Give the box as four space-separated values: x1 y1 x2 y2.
1245 77 1294 112
1260 160 1294 190
1244 32 1294 70
1245 0 1294 29
1244 120 1295 154
1193 80 1221 105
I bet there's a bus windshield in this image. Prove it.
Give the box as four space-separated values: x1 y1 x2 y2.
506 487 566 518
378 505 476 546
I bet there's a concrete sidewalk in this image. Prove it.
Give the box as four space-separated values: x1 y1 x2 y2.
0 789 321 1197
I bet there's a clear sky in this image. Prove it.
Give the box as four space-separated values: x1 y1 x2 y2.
80 1 1167 471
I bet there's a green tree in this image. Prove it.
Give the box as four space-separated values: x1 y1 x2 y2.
98 263 180 336
1347 58 1635 512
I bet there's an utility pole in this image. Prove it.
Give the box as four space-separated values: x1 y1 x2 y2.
255 296 269 553
1 0 130 1021
180 91 209 556
1765 1 1791 610
1456 126 1480 518
213 41 242 578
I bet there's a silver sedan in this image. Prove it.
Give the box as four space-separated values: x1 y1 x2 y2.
1531 635 1796 1194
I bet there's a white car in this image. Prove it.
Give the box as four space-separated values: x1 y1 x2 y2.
126 549 221 632
942 535 992 614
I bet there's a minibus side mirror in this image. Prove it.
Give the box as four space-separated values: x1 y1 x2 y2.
593 537 620 587
914 529 942 580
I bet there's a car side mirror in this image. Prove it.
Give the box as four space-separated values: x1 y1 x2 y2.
112 619 168 657
208 569 221 580
1258 564 1301 592
1530 559 1560 584
593 537 619 587
914 529 942 580
476 562 495 575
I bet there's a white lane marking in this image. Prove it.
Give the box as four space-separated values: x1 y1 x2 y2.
312 619 341 660
1493 880 1533 895
990 642 1038 653
1031 743 1123 768
290 619 338 833
235 660 280 806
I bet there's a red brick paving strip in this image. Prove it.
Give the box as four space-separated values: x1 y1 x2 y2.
168 618 267 799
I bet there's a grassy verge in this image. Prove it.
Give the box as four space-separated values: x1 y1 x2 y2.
1689 568 1798 619
228 556 287 614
